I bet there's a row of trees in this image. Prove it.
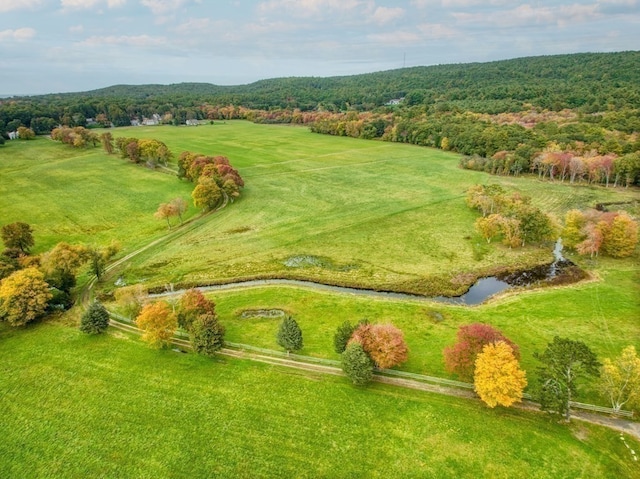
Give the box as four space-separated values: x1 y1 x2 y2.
460 149 640 188
467 185 557 248
0 222 118 326
561 209 638 258
133 289 225 355
444 322 639 418
108 284 638 417
177 152 245 211
51 126 99 148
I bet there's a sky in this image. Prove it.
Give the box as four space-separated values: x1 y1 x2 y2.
0 0 638 95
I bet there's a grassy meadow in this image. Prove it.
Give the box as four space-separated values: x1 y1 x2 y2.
0 137 196 252
2 122 639 392
1 321 638 479
106 122 638 296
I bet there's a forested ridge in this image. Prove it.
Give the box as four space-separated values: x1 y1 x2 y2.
2 51 639 120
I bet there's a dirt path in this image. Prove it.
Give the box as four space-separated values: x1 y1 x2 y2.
107 319 640 440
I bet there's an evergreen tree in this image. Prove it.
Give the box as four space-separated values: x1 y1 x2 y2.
276 316 303 354
341 342 374 386
534 336 600 420
190 313 225 357
80 300 110 334
333 320 356 354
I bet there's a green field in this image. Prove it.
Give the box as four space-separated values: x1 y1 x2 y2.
1 122 639 476
0 137 196 252
1 322 638 479
105 122 638 296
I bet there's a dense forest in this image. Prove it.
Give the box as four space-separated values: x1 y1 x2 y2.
1 51 639 185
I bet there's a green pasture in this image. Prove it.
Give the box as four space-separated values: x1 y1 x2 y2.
111 122 639 295
0 137 195 252
187 255 636 400
1 322 637 479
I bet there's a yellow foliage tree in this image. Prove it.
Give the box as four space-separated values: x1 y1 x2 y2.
135 301 177 349
0 267 52 326
599 346 640 412
474 341 527 408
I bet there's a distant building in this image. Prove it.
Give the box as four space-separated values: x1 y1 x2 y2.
385 97 405 106
130 119 140 127
185 119 200 126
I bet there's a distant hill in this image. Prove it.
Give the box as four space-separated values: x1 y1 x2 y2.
14 51 638 113
1 51 639 133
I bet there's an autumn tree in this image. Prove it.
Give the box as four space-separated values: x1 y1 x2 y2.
170 197 188 224
598 346 640 413
475 214 502 243
154 202 178 229
0 267 52 326
444 323 519 382
534 336 600 420
474 341 527 408
350 323 408 369
602 212 638 258
177 288 216 331
40 242 88 295
87 242 119 280
100 132 114 154
192 176 222 211
561 210 587 249
80 300 110 334
190 312 225 357
1 222 34 253
135 300 177 348
114 284 148 319
341 342 374 386
276 316 303 354
17 126 35 140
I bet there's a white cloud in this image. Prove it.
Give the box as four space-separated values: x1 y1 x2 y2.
69 24 85 33
257 0 366 17
60 0 99 8
80 34 167 47
368 22 456 45
140 0 189 15
369 6 405 25
0 0 43 13
60 0 125 9
0 27 37 40
453 3 601 28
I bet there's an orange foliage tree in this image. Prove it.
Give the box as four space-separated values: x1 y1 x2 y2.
135 300 177 348
350 323 408 369
474 341 527 408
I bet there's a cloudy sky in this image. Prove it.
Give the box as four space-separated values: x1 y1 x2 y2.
0 0 638 95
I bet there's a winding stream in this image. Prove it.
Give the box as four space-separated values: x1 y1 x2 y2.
149 240 575 306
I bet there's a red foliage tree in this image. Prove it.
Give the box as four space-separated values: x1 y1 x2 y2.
177 288 216 330
443 323 520 382
350 323 408 369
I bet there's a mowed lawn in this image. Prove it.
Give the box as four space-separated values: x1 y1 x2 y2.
111 122 639 295
1 322 638 479
0 137 195 252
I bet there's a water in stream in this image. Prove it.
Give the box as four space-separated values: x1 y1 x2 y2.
150 240 578 306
